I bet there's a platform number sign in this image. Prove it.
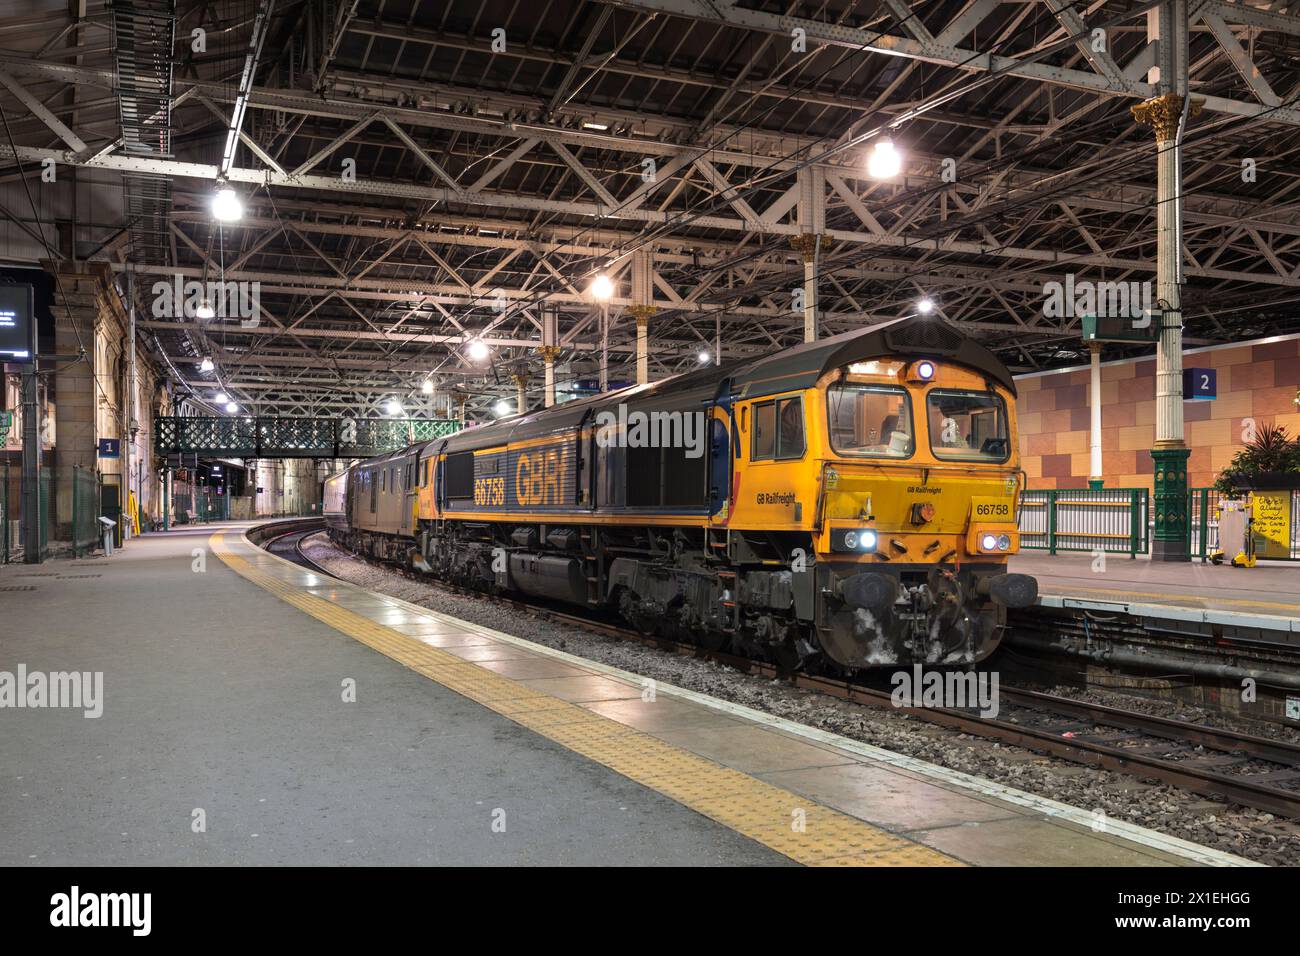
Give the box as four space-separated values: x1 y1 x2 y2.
1183 367 1216 401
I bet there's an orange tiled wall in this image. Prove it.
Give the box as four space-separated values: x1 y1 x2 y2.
1015 337 1300 491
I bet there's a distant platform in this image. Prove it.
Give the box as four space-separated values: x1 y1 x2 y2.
1011 553 1300 634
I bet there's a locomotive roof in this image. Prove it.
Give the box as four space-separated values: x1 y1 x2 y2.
426 317 1014 456
729 315 1017 399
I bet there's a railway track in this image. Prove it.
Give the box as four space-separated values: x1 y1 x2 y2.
264 526 336 577
269 527 1300 821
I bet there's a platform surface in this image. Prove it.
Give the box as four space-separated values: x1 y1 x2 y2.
0 522 1251 867
1011 552 1300 630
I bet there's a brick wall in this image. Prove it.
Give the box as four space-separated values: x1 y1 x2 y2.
1016 335 1300 491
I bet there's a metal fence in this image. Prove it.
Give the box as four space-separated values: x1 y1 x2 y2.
1189 487 1300 561
69 466 102 557
1 463 102 563
1019 487 1149 556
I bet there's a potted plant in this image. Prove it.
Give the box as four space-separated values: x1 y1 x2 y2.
1213 423 1300 497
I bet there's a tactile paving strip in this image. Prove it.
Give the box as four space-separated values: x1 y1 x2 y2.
211 532 961 867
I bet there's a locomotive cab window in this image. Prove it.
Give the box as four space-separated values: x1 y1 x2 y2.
926 389 1010 462
751 397 805 461
827 384 914 458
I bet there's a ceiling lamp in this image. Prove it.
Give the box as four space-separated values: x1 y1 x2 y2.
494 400 512 416
195 298 216 320
590 274 614 301
212 186 243 222
386 400 404 416
867 138 902 179
917 296 935 315
467 339 490 362
421 379 434 394
215 392 228 404
199 357 214 373
225 401 238 414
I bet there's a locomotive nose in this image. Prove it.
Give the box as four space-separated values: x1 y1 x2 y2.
978 572 1038 608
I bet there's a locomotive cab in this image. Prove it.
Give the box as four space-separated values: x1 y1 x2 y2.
810 353 1035 667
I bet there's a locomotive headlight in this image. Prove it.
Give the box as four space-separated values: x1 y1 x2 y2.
980 532 999 552
915 360 936 380
997 534 1011 551
836 528 878 552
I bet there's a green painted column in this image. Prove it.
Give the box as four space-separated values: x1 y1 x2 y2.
1151 446 1190 561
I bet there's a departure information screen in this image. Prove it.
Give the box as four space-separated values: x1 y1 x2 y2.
0 284 35 362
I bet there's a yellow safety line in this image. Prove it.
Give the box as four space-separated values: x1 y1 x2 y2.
209 532 960 867
1043 584 1300 615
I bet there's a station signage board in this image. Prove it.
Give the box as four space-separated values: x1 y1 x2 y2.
0 284 35 363
1080 313 1159 344
1183 367 1216 401
98 438 121 458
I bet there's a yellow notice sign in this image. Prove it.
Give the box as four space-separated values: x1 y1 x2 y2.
1251 491 1292 559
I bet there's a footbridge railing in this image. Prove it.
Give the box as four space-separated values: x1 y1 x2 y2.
154 416 462 459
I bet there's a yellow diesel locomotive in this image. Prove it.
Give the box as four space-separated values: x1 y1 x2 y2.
324 316 1036 670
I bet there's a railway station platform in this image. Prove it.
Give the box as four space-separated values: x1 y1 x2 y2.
0 521 1254 867
1010 553 1300 634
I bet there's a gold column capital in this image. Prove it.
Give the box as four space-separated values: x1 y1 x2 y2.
1131 93 1204 143
789 232 829 263
536 345 562 362
627 304 657 327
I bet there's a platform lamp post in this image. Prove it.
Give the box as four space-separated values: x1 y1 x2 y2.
591 272 614 392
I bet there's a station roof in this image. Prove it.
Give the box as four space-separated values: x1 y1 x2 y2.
1 0 1298 419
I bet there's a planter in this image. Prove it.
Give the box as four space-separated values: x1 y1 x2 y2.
1227 471 1300 492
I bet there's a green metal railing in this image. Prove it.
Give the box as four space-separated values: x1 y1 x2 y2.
69 466 101 557
154 416 462 459
1189 486 1300 561
1018 487 1149 556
